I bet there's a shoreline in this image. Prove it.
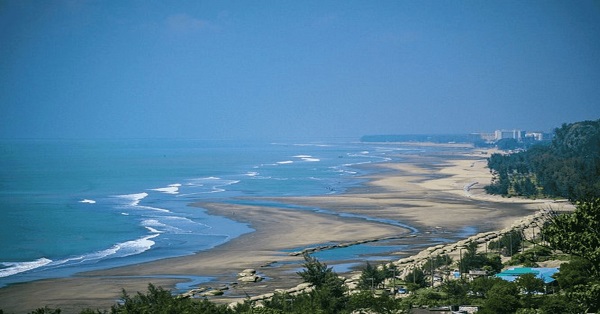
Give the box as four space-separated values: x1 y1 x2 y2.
0 146 572 313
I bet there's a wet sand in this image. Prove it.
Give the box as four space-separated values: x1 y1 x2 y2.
0 146 562 313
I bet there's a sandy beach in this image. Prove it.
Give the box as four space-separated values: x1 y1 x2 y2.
0 145 567 313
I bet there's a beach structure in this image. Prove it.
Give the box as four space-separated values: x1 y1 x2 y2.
495 267 559 284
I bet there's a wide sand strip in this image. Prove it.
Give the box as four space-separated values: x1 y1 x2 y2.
0 146 567 313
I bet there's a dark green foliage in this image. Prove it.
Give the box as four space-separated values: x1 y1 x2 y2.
480 280 520 314
515 273 544 308
515 274 544 295
422 254 452 273
296 253 336 288
359 261 384 290
554 257 595 290
110 283 232 314
488 230 523 257
358 262 395 290
496 138 519 150
542 199 600 277
539 294 585 314
486 119 600 200
441 279 468 305
404 267 427 289
469 276 504 299
565 283 600 313
347 291 407 314
460 242 502 274
79 310 106 314
508 245 552 267
292 254 348 314
28 307 61 314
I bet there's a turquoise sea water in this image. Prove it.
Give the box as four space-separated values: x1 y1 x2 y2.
0 139 458 287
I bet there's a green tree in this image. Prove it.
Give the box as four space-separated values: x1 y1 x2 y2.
553 257 594 290
539 294 585 314
516 273 545 308
441 279 468 305
28 307 61 314
111 283 232 314
347 290 407 314
480 280 520 314
296 253 335 288
488 230 523 257
359 261 387 290
516 273 544 296
469 276 503 299
542 199 600 277
293 254 348 314
404 267 427 289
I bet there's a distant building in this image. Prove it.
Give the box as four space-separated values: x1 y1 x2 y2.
469 129 551 144
494 129 525 141
525 131 552 141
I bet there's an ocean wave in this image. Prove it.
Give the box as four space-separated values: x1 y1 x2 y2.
0 258 53 278
291 143 332 147
116 192 148 206
245 171 259 177
79 199 96 204
292 155 320 162
142 219 185 233
136 205 171 213
277 160 294 165
52 234 160 268
301 157 320 162
150 183 181 195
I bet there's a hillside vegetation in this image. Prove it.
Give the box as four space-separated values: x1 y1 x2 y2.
485 119 600 201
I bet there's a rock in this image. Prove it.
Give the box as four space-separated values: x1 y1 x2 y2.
238 268 256 277
205 290 224 296
239 275 262 283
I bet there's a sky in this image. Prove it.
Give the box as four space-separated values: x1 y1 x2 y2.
1 1 599 140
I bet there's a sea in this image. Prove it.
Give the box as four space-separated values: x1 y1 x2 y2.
0 138 467 288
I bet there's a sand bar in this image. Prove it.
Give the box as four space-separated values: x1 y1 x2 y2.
0 146 569 313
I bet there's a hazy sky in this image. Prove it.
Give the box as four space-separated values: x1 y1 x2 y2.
1 1 599 140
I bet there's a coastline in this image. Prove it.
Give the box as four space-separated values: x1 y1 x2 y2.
0 146 572 313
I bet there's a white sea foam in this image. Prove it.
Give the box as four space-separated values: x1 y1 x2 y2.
292 143 331 147
137 205 171 213
0 258 53 278
62 234 160 265
79 199 96 204
151 183 181 195
142 219 185 233
245 171 259 177
277 160 294 164
116 192 148 206
144 226 162 233
292 155 320 162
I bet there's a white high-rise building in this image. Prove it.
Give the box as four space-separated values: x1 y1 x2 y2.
494 129 525 141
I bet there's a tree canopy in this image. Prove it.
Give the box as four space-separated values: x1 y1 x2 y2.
486 119 600 201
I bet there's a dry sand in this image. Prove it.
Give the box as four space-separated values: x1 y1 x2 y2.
0 146 567 313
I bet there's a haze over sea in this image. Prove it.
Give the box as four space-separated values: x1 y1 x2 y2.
0 138 465 288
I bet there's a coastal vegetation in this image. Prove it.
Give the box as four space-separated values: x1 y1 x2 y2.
9 198 600 313
485 119 600 201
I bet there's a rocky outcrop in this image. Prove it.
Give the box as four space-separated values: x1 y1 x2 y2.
237 268 263 283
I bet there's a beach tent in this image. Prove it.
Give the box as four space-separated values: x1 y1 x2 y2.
495 267 559 284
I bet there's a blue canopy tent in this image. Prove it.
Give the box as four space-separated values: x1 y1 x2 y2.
496 267 559 283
